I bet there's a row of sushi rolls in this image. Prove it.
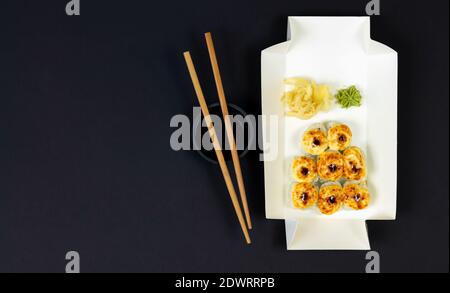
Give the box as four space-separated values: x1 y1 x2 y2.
290 122 370 215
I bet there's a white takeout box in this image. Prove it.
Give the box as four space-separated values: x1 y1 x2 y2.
261 17 397 250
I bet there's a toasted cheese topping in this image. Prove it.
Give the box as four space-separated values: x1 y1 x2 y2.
343 147 366 181
343 183 370 210
292 156 317 183
328 124 352 151
291 182 319 209
317 151 344 181
302 128 328 155
318 184 344 215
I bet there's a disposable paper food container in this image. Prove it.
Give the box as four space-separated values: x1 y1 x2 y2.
261 17 397 250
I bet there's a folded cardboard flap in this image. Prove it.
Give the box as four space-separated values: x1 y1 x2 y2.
285 219 370 250
288 17 371 53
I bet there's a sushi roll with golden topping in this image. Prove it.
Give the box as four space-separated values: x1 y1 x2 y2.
343 146 366 181
302 125 328 155
343 182 370 210
291 182 318 209
318 182 344 215
327 123 352 151
292 156 317 183
317 151 344 181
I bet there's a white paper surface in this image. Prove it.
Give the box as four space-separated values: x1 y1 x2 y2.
261 17 397 250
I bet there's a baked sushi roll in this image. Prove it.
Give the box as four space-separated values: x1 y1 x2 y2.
343 146 367 181
343 181 370 210
302 125 328 155
292 156 317 183
291 182 318 209
327 123 352 151
317 150 344 181
318 182 344 215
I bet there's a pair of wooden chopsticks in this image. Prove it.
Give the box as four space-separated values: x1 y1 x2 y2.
183 32 252 244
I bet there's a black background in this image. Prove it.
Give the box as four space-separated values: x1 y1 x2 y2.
0 0 448 273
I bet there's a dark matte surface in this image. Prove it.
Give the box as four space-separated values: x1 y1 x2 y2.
0 0 448 273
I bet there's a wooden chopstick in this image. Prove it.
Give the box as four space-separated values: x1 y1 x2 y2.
183 51 251 244
204 32 252 229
